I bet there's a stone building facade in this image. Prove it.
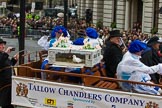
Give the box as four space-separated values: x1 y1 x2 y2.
77 0 162 35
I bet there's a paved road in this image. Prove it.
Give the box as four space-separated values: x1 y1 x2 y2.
1 37 43 63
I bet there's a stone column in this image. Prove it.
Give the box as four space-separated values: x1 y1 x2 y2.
77 0 81 17
130 0 137 29
142 0 153 34
103 0 113 27
116 0 125 30
68 0 71 7
124 0 130 30
73 0 76 6
85 0 93 9
93 0 104 24
158 0 162 35
78 0 86 18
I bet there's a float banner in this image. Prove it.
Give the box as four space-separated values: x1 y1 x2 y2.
12 76 162 108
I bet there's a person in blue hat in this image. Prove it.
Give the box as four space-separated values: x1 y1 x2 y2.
38 25 70 50
49 25 69 47
117 40 162 95
41 25 73 80
41 25 69 79
73 27 103 48
84 27 103 48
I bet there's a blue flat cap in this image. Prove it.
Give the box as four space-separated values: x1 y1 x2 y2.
51 26 68 38
128 40 147 53
86 27 98 39
73 37 84 45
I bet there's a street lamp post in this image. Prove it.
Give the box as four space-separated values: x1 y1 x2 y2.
19 0 25 64
49 0 52 8
64 0 68 28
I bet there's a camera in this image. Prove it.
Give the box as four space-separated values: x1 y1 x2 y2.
10 48 15 51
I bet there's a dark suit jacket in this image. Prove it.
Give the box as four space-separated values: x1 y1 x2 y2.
141 47 162 84
0 52 17 106
103 41 123 78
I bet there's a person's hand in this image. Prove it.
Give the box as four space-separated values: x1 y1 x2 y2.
13 53 19 61
122 47 127 53
5 47 14 54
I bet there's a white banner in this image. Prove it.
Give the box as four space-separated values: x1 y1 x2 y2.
12 76 162 108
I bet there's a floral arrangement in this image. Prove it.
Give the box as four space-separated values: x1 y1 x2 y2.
53 36 70 48
83 42 94 50
83 38 101 50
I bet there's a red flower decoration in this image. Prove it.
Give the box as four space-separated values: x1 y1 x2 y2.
58 29 62 33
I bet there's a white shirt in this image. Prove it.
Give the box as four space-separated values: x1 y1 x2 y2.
117 51 162 82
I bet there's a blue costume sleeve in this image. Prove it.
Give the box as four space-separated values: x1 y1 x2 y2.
49 38 56 47
41 60 49 70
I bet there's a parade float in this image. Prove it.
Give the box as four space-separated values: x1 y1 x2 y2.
11 37 162 108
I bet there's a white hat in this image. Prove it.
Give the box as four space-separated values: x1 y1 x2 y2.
57 12 64 18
